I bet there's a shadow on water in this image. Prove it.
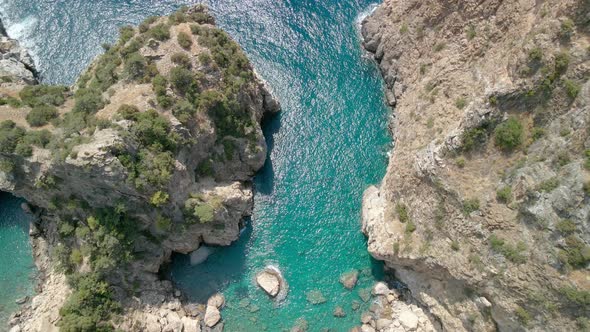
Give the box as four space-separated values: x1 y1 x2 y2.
168 218 253 303
254 111 281 196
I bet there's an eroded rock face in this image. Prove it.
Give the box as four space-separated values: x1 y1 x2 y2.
361 0 589 331
0 19 37 84
3 5 280 332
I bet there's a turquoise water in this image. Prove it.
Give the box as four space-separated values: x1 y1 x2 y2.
0 0 392 330
0 192 36 329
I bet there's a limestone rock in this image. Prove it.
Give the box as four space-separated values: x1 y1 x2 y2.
207 293 225 309
398 310 418 331
371 282 389 296
181 316 200 332
204 305 221 327
256 270 280 297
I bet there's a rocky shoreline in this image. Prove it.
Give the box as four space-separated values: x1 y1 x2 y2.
360 0 589 331
1 6 280 331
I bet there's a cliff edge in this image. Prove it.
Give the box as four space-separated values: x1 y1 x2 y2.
1 6 279 331
362 0 589 331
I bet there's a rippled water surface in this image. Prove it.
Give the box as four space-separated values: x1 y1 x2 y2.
0 192 36 329
0 0 392 330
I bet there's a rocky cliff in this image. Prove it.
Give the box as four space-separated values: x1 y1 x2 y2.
1 6 278 331
361 0 589 331
0 19 37 84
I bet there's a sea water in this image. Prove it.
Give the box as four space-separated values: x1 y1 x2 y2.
0 1 391 330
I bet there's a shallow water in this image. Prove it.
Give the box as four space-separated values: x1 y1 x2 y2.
0 192 36 330
0 0 392 330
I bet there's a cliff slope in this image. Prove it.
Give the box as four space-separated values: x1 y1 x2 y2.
1 6 278 331
362 0 589 331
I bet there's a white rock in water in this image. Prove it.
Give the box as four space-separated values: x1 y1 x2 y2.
399 310 419 331
371 282 389 296
204 305 221 327
256 269 281 297
207 293 225 309
190 246 213 265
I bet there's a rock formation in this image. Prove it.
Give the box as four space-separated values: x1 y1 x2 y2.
0 19 37 84
361 0 589 330
1 5 279 331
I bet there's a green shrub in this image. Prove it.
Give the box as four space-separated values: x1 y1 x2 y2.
177 31 193 49
72 89 105 114
456 157 466 168
172 100 195 124
171 52 191 68
563 79 580 99
0 158 15 173
489 234 527 263
193 203 215 223
19 85 68 107
555 52 570 75
155 215 172 231
152 74 168 96
531 127 545 141
494 117 522 151
119 25 135 43
148 24 170 41
124 52 147 81
405 221 416 233
150 190 169 207
496 186 512 203
59 273 120 332
169 66 196 95
399 23 409 34
14 143 32 157
26 105 59 127
528 47 543 62
556 219 576 235
466 25 476 40
537 177 559 192
462 198 480 215
558 235 590 269
396 203 409 223
0 120 25 153
560 285 590 308
196 159 214 177
198 53 212 65
515 306 531 325
119 38 143 59
560 18 575 39
23 130 52 147
462 126 488 152
70 249 83 266
451 241 460 251
584 181 590 196
433 42 445 52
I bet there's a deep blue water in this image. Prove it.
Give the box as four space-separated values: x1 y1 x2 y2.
0 0 392 330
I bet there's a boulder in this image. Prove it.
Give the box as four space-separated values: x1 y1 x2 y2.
399 310 419 331
256 268 281 297
204 305 221 327
190 246 213 265
371 282 389 296
207 293 225 309
339 269 359 290
375 318 393 330
181 316 200 332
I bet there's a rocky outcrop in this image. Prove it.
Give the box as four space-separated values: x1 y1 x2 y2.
255 266 287 299
2 5 279 331
353 282 438 332
0 19 37 84
362 0 589 331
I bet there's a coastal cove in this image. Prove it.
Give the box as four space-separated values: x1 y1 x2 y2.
0 0 393 331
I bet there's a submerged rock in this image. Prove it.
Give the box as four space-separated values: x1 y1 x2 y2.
333 306 346 317
189 246 213 265
305 290 326 305
339 269 359 290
